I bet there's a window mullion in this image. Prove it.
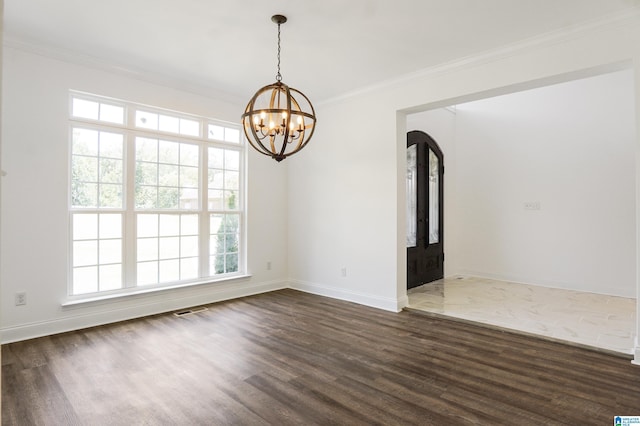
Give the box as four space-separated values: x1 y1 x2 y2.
124 130 137 288
200 145 210 277
241 148 246 274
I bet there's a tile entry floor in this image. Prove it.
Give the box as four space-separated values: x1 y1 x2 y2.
407 276 637 356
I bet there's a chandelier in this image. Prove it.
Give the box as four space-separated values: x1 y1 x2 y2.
241 15 317 162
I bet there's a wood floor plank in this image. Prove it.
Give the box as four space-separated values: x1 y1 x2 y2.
3 289 640 425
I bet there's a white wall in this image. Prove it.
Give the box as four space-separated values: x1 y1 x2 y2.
454 71 636 296
287 96 401 310
408 72 636 297
0 46 289 343
287 12 640 362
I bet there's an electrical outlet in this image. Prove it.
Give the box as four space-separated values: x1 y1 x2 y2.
341 267 347 277
15 292 27 306
267 261 272 271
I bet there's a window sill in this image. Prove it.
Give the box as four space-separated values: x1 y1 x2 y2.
61 274 252 308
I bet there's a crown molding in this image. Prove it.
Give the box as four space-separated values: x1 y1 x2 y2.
3 35 246 106
319 6 640 107
5 5 640 109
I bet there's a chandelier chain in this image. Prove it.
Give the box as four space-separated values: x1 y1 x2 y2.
276 22 282 82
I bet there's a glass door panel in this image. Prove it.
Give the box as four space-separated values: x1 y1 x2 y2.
406 144 417 247
428 148 439 244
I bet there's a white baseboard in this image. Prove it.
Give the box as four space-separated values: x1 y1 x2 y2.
456 269 636 299
289 279 406 312
1 279 287 344
2 278 413 343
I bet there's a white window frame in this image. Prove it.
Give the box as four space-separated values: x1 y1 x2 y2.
67 91 246 300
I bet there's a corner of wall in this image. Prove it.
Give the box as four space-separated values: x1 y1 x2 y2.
632 336 640 366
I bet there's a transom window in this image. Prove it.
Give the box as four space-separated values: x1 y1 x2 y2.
69 92 244 296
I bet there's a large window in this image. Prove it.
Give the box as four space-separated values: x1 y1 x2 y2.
69 93 244 296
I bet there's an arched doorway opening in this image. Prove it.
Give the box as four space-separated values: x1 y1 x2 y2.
406 130 444 289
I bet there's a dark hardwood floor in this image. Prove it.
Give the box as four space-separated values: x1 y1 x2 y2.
2 289 639 425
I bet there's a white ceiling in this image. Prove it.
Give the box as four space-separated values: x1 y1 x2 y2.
5 0 640 103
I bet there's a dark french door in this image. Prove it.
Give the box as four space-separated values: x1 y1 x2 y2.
406 130 444 289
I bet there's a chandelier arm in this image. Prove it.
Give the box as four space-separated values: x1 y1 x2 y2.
245 132 271 158
259 127 271 140
243 108 275 157
245 121 272 157
242 109 264 154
